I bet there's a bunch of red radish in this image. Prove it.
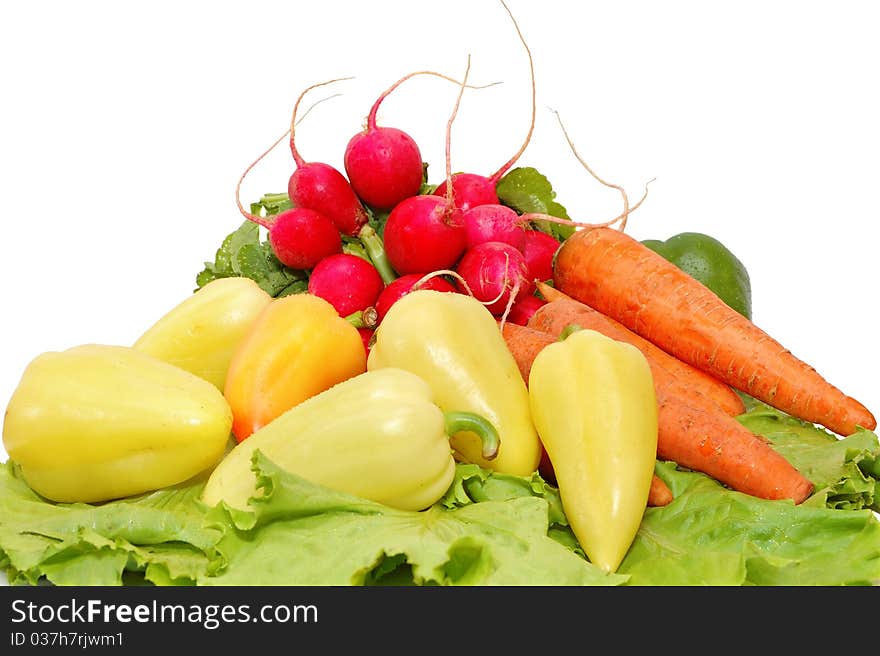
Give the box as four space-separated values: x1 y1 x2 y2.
236 0 562 351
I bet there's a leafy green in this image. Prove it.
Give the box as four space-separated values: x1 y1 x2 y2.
202 452 619 586
3 403 880 586
250 192 292 217
622 461 880 585
437 453 880 585
495 166 575 240
738 401 880 511
196 220 308 297
0 461 220 586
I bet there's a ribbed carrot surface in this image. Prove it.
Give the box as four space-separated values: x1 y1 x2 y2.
554 227 876 437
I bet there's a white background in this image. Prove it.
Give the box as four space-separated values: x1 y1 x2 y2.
1 0 878 467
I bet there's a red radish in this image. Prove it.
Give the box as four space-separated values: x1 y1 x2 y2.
233 137 342 269
343 72 429 211
382 58 472 276
462 204 526 251
506 294 547 326
308 253 384 317
431 0 535 211
432 173 501 213
347 70 499 211
288 78 369 236
455 241 533 315
521 230 561 283
345 123 421 212
266 208 342 269
382 196 466 274
357 327 374 357
373 273 457 322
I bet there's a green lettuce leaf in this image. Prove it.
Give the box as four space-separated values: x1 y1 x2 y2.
736 401 880 511
196 220 307 297
623 461 880 585
0 462 220 586
202 452 621 586
3 400 880 586
495 166 574 240
250 192 292 217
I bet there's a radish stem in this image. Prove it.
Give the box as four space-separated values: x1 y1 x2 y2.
358 224 398 284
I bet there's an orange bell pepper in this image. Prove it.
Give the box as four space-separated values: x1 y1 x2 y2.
224 293 366 442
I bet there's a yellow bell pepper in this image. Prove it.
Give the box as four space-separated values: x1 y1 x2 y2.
134 277 272 389
367 290 541 476
528 329 658 573
202 368 499 511
2 345 233 503
224 293 366 442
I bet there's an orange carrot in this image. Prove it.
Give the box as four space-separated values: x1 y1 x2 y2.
654 392 813 502
554 227 876 437
504 303 814 503
531 285 745 417
500 321 674 506
648 475 674 507
499 321 557 382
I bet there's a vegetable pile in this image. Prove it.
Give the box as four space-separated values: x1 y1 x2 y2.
2 0 879 586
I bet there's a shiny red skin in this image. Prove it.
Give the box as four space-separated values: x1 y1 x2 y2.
506 294 547 326
462 204 526 251
268 208 342 270
288 162 368 237
431 172 499 212
382 195 466 275
521 230 561 284
307 254 384 317
374 273 457 322
455 241 533 315
357 327 375 357
344 127 423 211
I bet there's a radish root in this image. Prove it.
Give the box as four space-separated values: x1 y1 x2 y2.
289 76 354 167
366 70 501 131
409 266 513 314
489 0 536 183
440 56 472 208
236 93 345 228
552 109 654 232
411 269 474 296
496 252 522 331
409 252 520 323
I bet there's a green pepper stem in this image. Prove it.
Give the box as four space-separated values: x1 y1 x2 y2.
558 323 583 341
345 311 365 329
358 224 398 285
444 411 500 461
345 308 378 329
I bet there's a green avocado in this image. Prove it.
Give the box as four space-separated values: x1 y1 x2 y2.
642 232 752 319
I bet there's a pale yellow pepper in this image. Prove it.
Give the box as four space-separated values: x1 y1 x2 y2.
202 368 499 511
2 345 232 503
528 329 658 573
134 277 272 389
368 290 541 476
